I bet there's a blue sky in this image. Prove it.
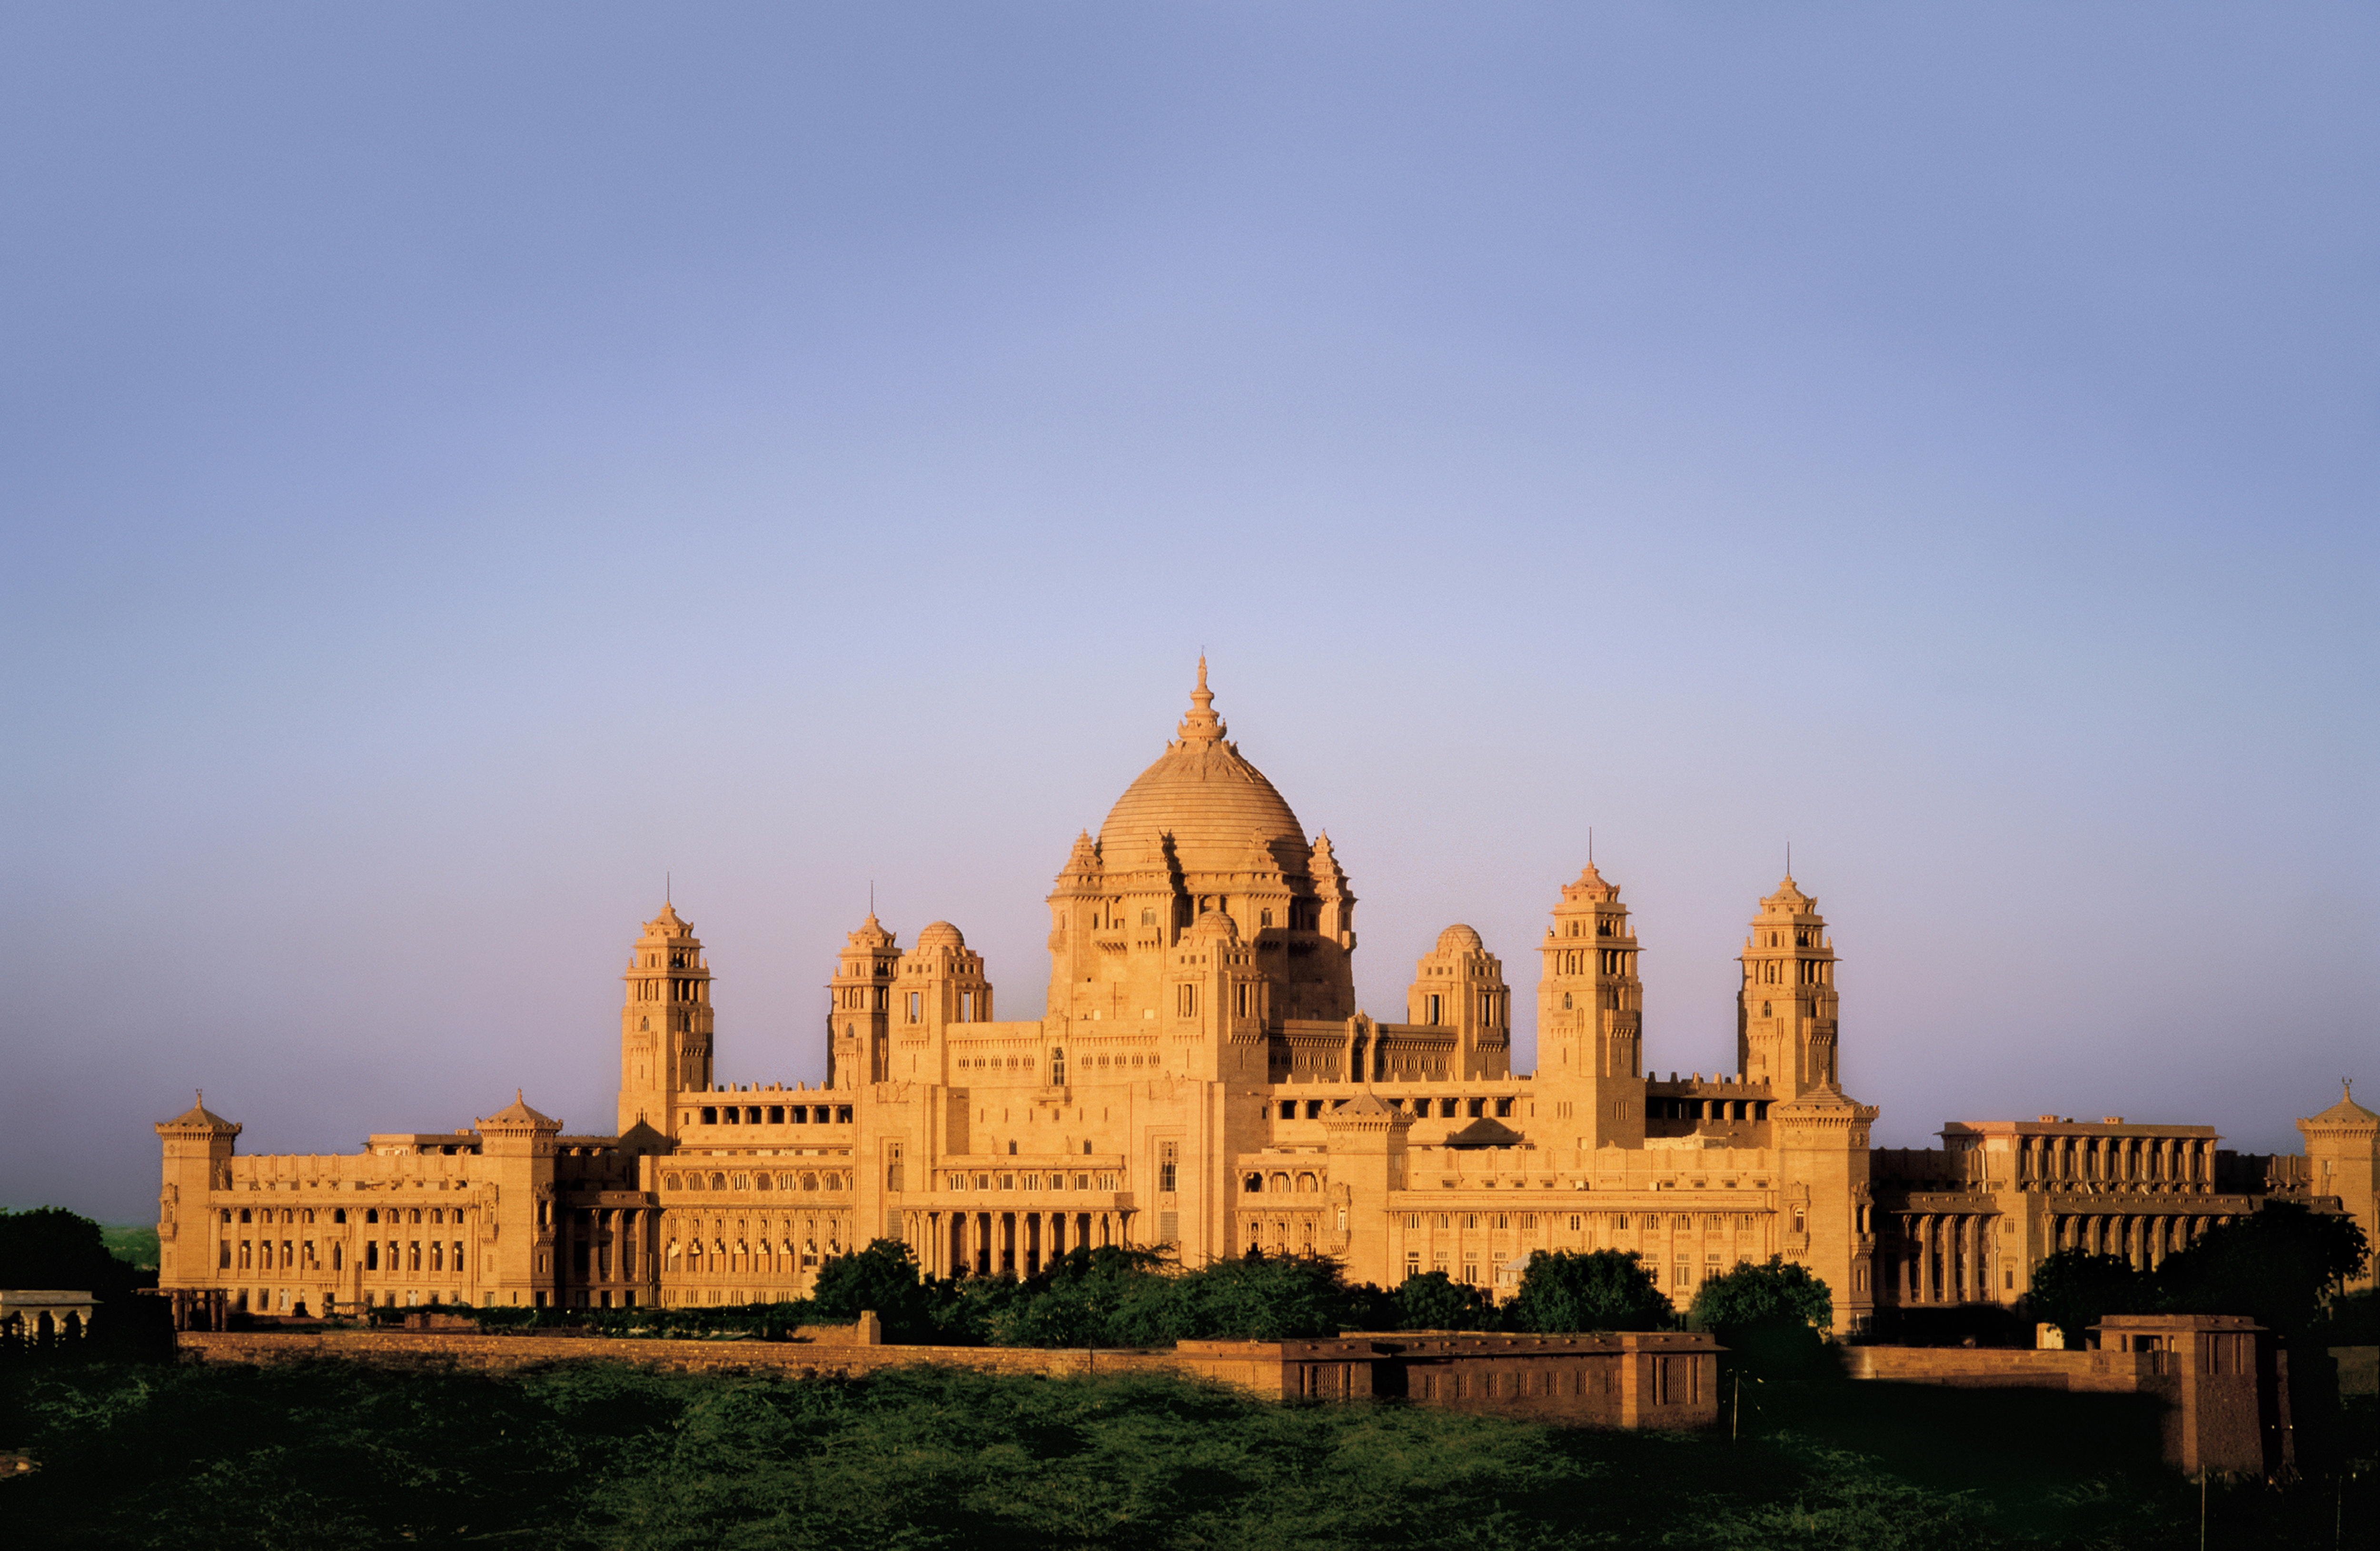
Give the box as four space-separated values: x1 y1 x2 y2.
3 5 2372 1219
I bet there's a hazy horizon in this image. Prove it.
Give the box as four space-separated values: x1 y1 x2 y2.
4 5 2372 1221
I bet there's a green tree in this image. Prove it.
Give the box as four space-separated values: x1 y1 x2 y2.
0 1207 143 1298
1388 1269 1498 1330
987 1245 1167 1347
1689 1255 1833 1377
2026 1249 2145 1348
808 1238 946 1340
2151 1200 2371 1342
1110 1249 1362 1343
1506 1250 1673 1333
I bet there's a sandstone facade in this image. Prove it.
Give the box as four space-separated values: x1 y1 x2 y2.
155 666 2376 1321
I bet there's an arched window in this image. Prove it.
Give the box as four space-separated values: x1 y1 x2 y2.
756 1173 773 1191
1243 1173 1263 1193
238 1208 251 1223
1269 1172 1291 1192
710 1173 727 1191
732 1173 751 1191
802 1173 819 1191
663 1173 683 1190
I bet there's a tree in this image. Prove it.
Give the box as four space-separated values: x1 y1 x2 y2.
0 1207 143 1299
2026 1250 2145 1348
1688 1255 1833 1378
809 1239 945 1340
1505 1250 1672 1333
989 1245 1167 1347
1111 1250 1362 1344
1388 1270 1498 1331
2151 1201 2371 1342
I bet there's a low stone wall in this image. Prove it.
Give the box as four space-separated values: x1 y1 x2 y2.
178 1329 1179 1382
1843 1344 2153 1392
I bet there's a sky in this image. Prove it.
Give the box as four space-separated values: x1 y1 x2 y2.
2 5 2372 1221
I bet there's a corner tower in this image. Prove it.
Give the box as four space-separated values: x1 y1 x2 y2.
617 902 713 1134
1536 864 1646 1147
1736 876 1839 1098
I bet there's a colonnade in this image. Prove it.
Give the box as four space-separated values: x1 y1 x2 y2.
1893 1209 2228 1305
1894 1213 1996 1304
2048 1210 2219 1270
912 1209 1132 1279
2020 1135 2213 1188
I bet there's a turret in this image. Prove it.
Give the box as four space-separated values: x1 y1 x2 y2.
895 921 992 1082
1735 877 1839 1098
1407 925 1512 1080
827 914 901 1089
617 902 713 1135
1536 863 1647 1149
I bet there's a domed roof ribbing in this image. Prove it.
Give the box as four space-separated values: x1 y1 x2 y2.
1436 924 1484 953
1097 659 1306 876
917 921 966 949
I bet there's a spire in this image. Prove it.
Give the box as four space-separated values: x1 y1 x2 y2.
1177 655 1226 744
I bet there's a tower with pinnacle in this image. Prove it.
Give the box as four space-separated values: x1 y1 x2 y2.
1736 876 1840 1099
617 902 714 1135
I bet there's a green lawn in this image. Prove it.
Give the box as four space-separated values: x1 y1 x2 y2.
0 1359 2365 1549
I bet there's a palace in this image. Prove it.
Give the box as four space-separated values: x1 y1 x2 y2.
155 666 2378 1322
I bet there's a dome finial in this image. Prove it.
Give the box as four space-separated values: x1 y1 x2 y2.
1178 655 1225 743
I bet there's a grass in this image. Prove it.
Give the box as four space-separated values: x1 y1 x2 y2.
0 1358 2368 1550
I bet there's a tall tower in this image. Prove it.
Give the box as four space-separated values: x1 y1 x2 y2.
154 1094 240 1295
827 914 901 1089
1736 876 1839 1098
616 902 714 1135
1406 925 1512 1080
2298 1083 2380 1292
1536 863 1646 1147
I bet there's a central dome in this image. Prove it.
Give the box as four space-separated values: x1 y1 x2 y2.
1097 661 1306 877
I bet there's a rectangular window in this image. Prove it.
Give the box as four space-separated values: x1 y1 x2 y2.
1177 984 1196 1017
908 992 921 1023
1159 1141 1179 1195
1426 994 1441 1024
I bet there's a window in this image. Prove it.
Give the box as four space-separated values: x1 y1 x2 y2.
1050 1048 1066 1085
1426 994 1442 1025
907 992 921 1023
1177 984 1196 1017
1159 1141 1179 1194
